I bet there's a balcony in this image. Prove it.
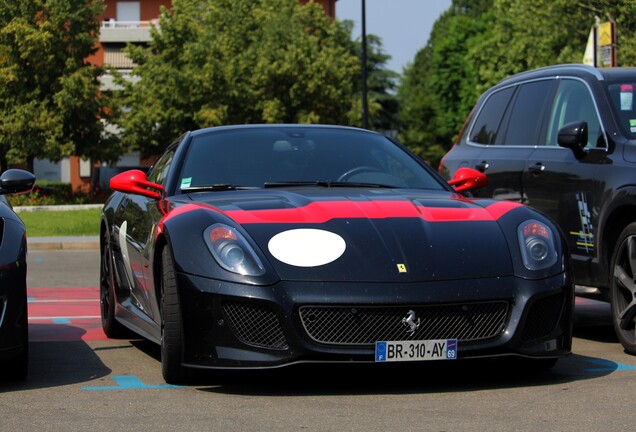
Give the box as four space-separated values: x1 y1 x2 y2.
99 20 155 43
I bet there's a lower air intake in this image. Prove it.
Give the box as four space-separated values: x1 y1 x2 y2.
521 293 565 341
223 302 288 350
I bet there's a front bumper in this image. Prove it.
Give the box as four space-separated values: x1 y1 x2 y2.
177 272 573 369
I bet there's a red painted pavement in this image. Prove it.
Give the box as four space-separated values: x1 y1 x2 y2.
27 287 107 342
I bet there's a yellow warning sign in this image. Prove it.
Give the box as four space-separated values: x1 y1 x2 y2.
599 22 613 46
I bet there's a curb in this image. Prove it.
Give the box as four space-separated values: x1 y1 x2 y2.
28 241 100 251
28 237 100 251
15 204 103 213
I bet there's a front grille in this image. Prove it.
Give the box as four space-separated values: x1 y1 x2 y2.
223 302 288 350
521 293 565 341
299 301 509 345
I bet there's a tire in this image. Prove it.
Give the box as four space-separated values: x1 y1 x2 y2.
1 300 29 382
160 247 189 384
100 231 130 338
610 223 636 354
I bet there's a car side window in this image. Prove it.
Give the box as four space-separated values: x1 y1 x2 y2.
470 86 515 145
147 150 174 185
500 80 555 146
547 79 603 148
604 82 636 140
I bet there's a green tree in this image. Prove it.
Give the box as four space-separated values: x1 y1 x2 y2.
470 0 636 90
115 0 360 158
398 0 491 167
0 0 115 172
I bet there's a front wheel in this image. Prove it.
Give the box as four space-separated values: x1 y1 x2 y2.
610 223 636 354
160 247 189 384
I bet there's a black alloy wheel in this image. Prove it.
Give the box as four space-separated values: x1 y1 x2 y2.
100 231 129 338
160 247 189 384
610 223 636 354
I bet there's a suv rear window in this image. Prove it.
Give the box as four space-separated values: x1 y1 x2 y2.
470 86 514 145
502 80 555 146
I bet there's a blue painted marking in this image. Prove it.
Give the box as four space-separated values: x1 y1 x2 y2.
584 358 636 373
52 318 72 324
32 257 45 262
27 297 36 303
82 375 183 390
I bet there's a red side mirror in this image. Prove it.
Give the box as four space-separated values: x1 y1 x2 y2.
447 167 487 193
110 170 164 200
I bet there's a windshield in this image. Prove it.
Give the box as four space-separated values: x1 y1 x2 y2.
177 127 445 191
604 81 636 140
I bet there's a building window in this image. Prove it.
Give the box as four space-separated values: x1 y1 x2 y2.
117 1 141 22
80 158 91 178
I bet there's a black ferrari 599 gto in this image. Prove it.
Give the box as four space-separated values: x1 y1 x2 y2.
0 169 36 381
100 125 573 384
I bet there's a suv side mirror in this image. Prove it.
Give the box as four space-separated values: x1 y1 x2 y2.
558 121 588 159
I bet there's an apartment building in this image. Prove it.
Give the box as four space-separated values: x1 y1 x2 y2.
37 0 338 192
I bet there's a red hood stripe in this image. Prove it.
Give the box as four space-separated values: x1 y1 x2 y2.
159 200 523 228
223 200 523 224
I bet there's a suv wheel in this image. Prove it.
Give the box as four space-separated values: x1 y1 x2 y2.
610 223 636 354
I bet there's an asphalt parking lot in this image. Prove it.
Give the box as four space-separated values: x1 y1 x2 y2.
1 249 634 431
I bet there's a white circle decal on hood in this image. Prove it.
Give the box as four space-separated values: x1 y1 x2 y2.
268 229 346 267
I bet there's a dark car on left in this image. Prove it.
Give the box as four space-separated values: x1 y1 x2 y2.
0 169 36 381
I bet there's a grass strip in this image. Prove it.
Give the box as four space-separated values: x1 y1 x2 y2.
18 208 102 237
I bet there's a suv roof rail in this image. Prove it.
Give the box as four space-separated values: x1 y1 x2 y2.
498 63 604 86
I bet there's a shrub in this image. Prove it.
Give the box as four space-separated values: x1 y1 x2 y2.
8 181 109 206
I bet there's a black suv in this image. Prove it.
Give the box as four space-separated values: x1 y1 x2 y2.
440 64 636 354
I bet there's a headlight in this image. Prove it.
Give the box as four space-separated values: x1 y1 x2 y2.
517 220 558 271
204 224 265 276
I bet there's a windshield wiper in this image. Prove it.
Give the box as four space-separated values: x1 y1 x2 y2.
181 184 257 192
263 181 394 189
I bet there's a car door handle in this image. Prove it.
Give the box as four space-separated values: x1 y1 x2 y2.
528 163 546 175
475 161 489 172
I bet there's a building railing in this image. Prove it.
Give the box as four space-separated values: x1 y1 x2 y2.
101 20 157 29
99 20 155 43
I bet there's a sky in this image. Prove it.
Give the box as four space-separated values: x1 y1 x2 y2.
335 0 453 74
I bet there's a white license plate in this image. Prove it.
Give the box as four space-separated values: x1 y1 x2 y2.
375 339 457 362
